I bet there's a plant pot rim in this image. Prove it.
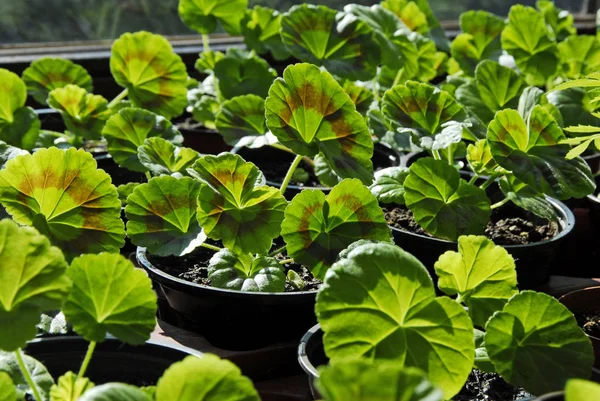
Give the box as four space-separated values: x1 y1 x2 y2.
388 196 575 249
559 286 600 341
533 391 564 400
137 247 319 298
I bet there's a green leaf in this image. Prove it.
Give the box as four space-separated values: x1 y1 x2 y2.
558 35 600 79
378 33 438 87
501 5 559 86
381 0 428 34
434 235 518 327
0 372 16 401
208 249 285 292
138 137 199 176
188 94 220 129
537 0 576 42
369 166 409 205
47 85 111 140
415 121 470 151
382 0 447 51
341 80 374 116
190 153 287 255
466 139 498 175
474 328 496 373
280 4 381 81
117 183 139 207
0 69 40 151
316 242 474 399
0 352 54 400
547 88 600 128
265 63 374 184
498 175 558 221
475 60 525 112
178 0 247 35
0 142 27 170
195 50 225 74
286 270 305 290
404 158 491 241
451 11 505 75
63 253 156 344
517 86 563 126
126 176 204 257
156 355 260 401
241 6 290 61
314 153 341 187
565 379 600 401
316 360 443 401
22 58 93 105
215 95 268 147
382 81 466 136
281 179 390 279
485 291 594 395
102 107 183 173
0 148 125 258
50 371 94 401
487 107 595 200
78 383 151 401
0 219 70 351
110 32 188 118
213 48 276 100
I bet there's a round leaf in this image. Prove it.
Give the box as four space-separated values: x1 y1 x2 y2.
195 50 224 74
102 107 182 173
208 249 285 292
50 371 95 401
0 372 16 401
190 153 287 255
342 80 375 116
565 379 600 401
178 0 247 35
466 139 498 175
0 352 54 400
485 291 594 395
280 4 381 81
404 158 491 241
377 34 437 88
138 137 199 176
188 93 220 129
215 95 268 146
434 235 518 327
241 6 291 61
213 49 276 100
558 35 600 79
316 360 443 401
265 63 374 184
369 166 409 205
538 0 576 41
0 219 70 351
62 253 157 344
498 175 557 221
517 86 563 126
156 354 260 401
22 58 93 105
0 148 125 258
126 176 205 257
316 242 474 399
0 141 28 170
48 84 111 140
78 383 151 401
314 153 341 187
110 32 188 118
487 107 595 200
547 87 600 128
0 69 40 151
282 179 391 279
475 60 525 112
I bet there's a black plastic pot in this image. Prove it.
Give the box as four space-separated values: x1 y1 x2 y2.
137 248 318 350
234 142 402 199
389 197 575 289
25 336 199 386
534 393 564 400
179 126 233 155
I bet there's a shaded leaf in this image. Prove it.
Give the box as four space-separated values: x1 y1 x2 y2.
404 158 491 241
0 148 125 258
265 63 374 184
485 291 593 395
102 107 183 173
241 6 291 61
63 253 157 344
213 48 276 100
178 0 247 35
215 95 268 147
50 371 94 401
316 242 474 399
190 153 287 255
0 142 27 170
117 183 139 207
546 87 600 128
281 179 390 279
138 137 199 176
558 35 600 79
0 69 40 151
0 352 54 400
22 58 92 105
78 383 151 401
280 4 381 81
110 32 188 118
415 121 470 151
341 80 374 116
187 93 220 129
195 50 225 74
517 86 563 126
48 85 111 140
0 219 70 351
126 176 205 257
369 166 409 205
314 153 341 187
498 175 557 221
208 249 285 292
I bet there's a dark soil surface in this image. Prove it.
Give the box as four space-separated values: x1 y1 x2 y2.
455 370 532 401
383 204 558 245
575 310 600 338
149 241 321 292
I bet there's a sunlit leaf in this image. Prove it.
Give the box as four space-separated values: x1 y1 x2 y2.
265 63 374 184
382 0 447 50
517 86 563 126
0 372 16 401
0 142 27 170
242 6 291 61
78 383 151 401
50 371 94 401
341 80 374 116
208 249 285 292
213 48 276 100
565 379 600 401
110 31 188 118
369 166 409 205
0 148 125 258
138 137 199 176
558 35 600 79
195 50 225 74
0 69 40 151
178 0 247 35
466 139 498 175
0 352 54 400
187 93 220 129
537 0 576 42
0 219 70 351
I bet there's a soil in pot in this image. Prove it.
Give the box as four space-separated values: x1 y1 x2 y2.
383 204 558 246
454 370 532 401
575 310 600 338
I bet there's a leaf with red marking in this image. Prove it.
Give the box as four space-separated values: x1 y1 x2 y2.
0 69 40 151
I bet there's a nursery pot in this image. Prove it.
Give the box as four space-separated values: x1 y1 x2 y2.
179 126 232 155
559 286 600 368
137 248 318 350
389 197 575 290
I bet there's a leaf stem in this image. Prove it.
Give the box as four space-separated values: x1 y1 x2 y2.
490 197 510 210
447 145 454 165
468 174 479 185
15 349 43 401
280 154 303 196
200 243 222 252
279 258 294 264
107 89 128 108
478 174 498 190
202 34 210 52
372 76 379 101
391 68 405 88
268 245 287 257
432 149 442 160
78 341 97 379
145 171 152 181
